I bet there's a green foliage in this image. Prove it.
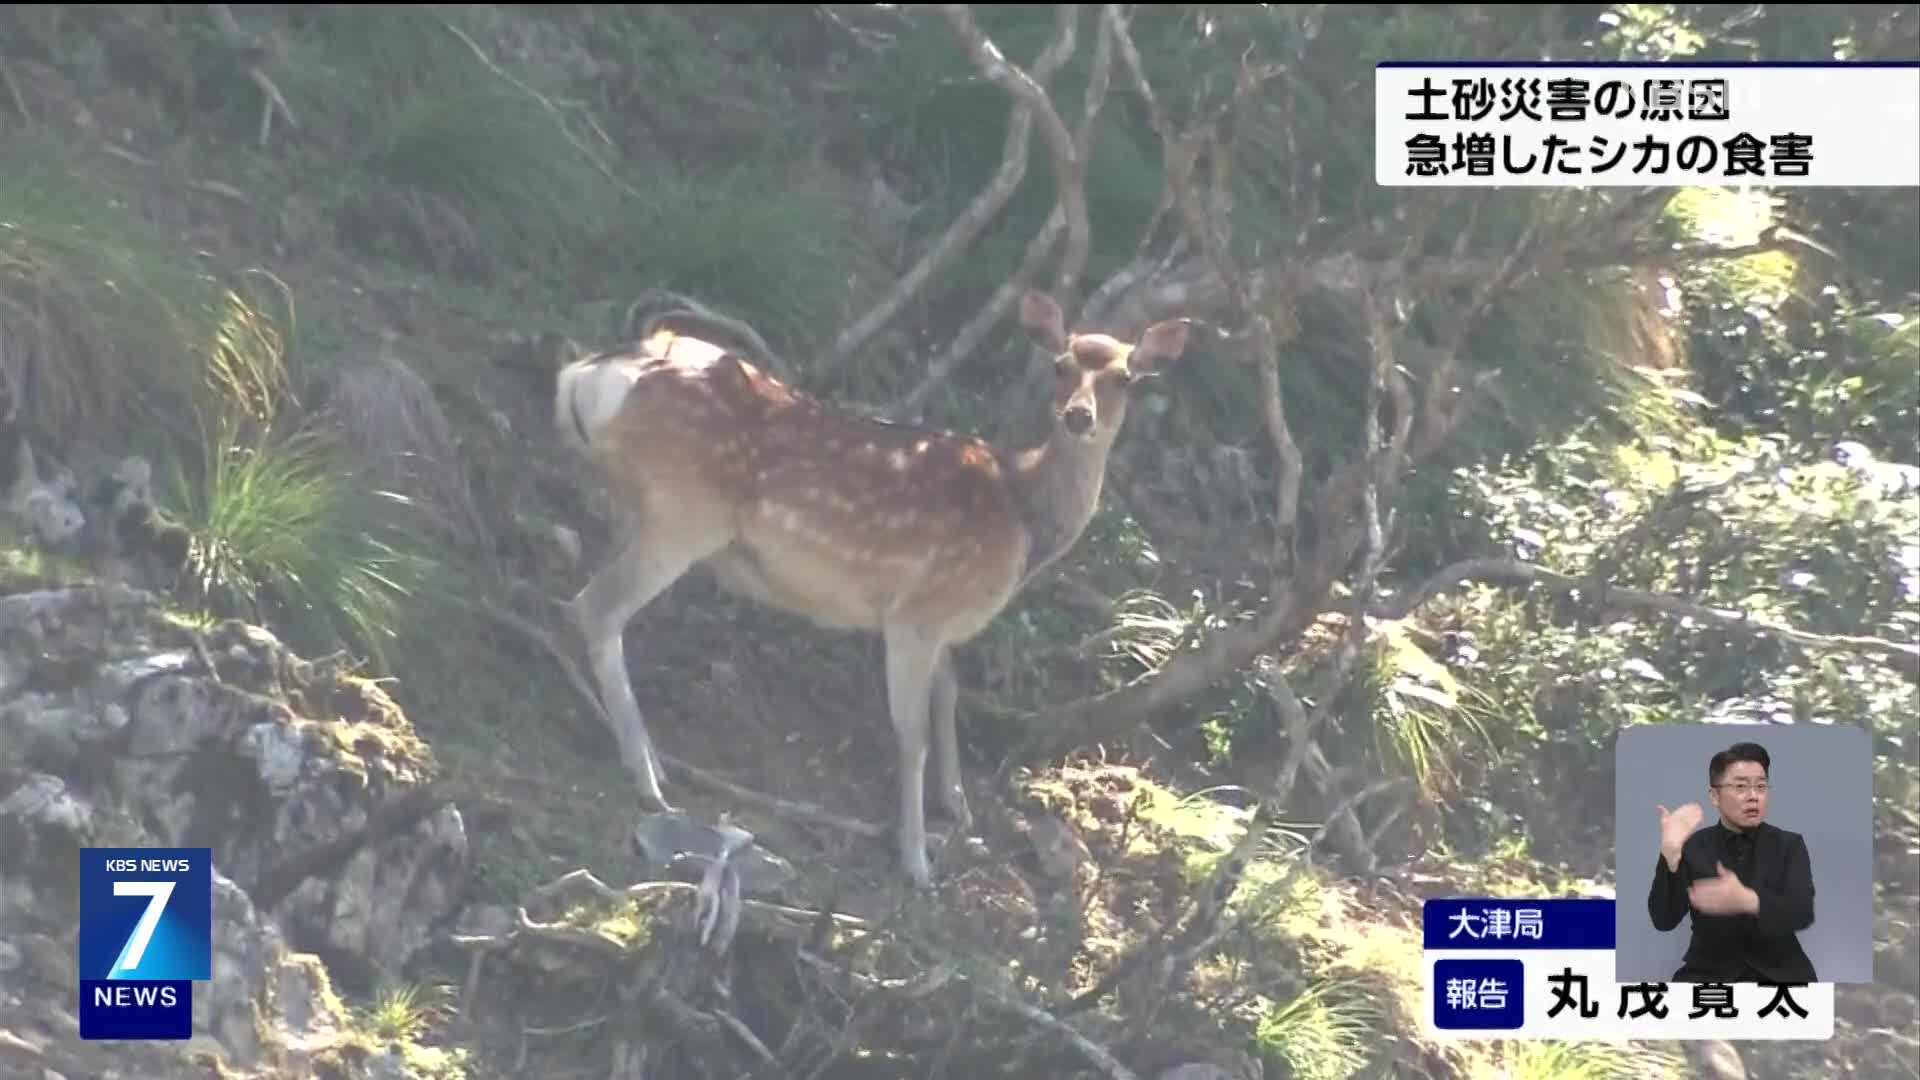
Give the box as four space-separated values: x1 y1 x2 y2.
1361 626 1497 801
361 981 458 1045
1502 1039 1689 1080
1680 251 1920 466
1413 414 1917 857
0 132 222 439
168 420 433 672
1254 977 1386 1080
607 166 862 361
267 8 621 290
360 87 623 273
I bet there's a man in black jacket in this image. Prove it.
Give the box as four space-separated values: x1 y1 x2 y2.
1646 740 1818 983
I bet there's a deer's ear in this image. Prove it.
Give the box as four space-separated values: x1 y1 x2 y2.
1130 319 1191 375
1019 290 1069 353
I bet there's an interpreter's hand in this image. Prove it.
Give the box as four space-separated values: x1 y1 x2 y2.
1688 861 1757 915
1658 802 1703 855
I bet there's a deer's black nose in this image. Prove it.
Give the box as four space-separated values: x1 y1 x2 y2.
1063 405 1093 434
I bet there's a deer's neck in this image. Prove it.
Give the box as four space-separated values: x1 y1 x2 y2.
1008 432 1115 586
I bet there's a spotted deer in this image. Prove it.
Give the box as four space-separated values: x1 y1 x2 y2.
557 291 1194 888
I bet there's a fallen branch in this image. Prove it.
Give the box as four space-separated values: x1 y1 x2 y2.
527 868 872 939
452 866 874 1038
456 588 889 839
1370 556 1920 681
463 865 1137 1078
981 990 1138 1080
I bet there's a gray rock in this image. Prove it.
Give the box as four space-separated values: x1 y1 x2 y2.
0 581 470 1078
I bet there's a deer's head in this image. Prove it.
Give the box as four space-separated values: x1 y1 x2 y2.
1019 291 1192 444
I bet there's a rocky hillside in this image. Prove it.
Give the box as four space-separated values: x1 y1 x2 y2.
0 579 466 1078
2 4 1916 1079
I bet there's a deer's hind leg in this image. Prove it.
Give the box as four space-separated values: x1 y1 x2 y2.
929 645 971 831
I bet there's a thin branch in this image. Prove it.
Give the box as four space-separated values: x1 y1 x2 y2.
1055 2 1115 299
1371 556 1920 681
938 5 1090 300
819 4 1081 377
893 205 1064 419
979 991 1138 1080
427 10 648 204
0 59 31 127
1057 660 1332 1024
1110 6 1241 306
206 5 296 147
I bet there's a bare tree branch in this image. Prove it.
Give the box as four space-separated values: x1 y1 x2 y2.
892 1 1116 417
937 5 1091 299
819 4 1082 378
206 4 296 147
426 9 644 203
1054 3 1115 299
980 991 1139 1080
893 207 1065 419
1371 556 1920 682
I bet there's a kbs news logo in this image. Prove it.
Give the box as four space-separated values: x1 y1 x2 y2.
77 847 212 1039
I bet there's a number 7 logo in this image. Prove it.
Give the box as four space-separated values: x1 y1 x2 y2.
110 881 175 979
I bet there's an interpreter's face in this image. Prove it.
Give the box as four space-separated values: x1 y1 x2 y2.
1711 760 1770 829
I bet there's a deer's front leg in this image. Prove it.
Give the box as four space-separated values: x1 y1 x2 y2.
883 623 942 889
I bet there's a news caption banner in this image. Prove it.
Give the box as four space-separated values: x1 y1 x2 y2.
77 847 213 1040
1377 60 1920 187
1422 898 1834 1040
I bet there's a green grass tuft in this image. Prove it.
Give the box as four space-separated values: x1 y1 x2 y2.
167 419 433 674
1502 1039 1689 1080
163 289 437 675
0 132 222 439
1255 976 1387 1080
359 85 625 278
